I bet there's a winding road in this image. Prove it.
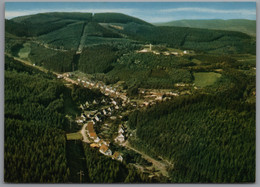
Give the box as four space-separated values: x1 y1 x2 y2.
80 123 90 143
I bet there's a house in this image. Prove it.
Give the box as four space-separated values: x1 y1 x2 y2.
95 116 100 122
98 139 109 147
57 74 63 79
89 132 100 142
93 100 97 105
101 99 106 103
90 143 100 148
112 100 117 105
115 133 125 143
87 122 94 133
112 152 123 162
99 144 112 156
75 117 84 124
80 104 84 110
138 49 148 53
110 116 117 120
118 125 124 134
81 114 86 120
115 105 119 110
102 109 107 115
153 51 160 55
143 102 149 107
171 52 178 55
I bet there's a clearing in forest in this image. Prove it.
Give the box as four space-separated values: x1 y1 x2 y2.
194 72 221 88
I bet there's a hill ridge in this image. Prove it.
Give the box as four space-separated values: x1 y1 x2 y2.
154 19 256 36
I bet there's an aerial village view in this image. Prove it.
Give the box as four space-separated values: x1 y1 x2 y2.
4 1 256 183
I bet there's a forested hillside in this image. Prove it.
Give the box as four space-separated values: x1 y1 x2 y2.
118 23 255 54
5 11 256 183
4 55 151 183
155 19 256 37
5 12 256 54
128 68 255 182
5 56 70 182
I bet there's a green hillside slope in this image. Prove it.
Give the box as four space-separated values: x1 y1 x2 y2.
6 13 256 54
93 13 152 25
155 19 256 36
116 22 255 54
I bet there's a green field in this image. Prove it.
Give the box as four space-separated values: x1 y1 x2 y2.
66 132 82 140
194 72 222 88
18 43 31 58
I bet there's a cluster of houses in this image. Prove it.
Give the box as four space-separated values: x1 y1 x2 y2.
57 73 72 79
74 95 126 162
86 121 123 162
137 44 190 56
114 124 126 143
76 77 129 102
138 89 179 107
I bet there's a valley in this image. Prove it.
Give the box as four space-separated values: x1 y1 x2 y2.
4 11 256 183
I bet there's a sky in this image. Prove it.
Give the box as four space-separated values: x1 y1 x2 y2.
5 2 256 23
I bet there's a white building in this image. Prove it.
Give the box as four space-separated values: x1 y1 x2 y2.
99 145 112 156
115 133 125 143
95 116 100 122
112 152 123 162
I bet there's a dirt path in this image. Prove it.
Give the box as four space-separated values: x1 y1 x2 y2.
122 141 170 178
6 53 51 74
7 53 172 178
77 22 88 54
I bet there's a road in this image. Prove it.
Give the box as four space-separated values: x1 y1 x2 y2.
7 53 171 178
80 123 90 143
122 141 170 178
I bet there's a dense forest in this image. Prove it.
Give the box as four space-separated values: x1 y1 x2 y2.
81 144 151 183
156 19 256 37
5 11 256 183
116 22 255 54
107 52 194 88
4 55 150 183
6 12 256 54
5 56 70 182
128 68 255 182
78 45 119 74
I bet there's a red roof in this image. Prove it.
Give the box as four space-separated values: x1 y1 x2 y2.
87 122 94 133
99 144 109 153
89 132 97 138
112 151 120 159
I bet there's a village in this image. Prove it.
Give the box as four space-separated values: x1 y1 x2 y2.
137 44 193 56
58 70 194 178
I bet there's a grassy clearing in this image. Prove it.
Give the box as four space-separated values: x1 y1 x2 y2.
194 72 221 88
192 58 202 65
66 132 82 140
18 43 31 59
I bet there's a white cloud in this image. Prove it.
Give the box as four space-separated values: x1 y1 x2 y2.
5 8 136 19
159 7 255 16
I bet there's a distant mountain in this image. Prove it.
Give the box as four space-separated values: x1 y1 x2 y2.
155 19 256 36
11 12 151 26
5 13 256 54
